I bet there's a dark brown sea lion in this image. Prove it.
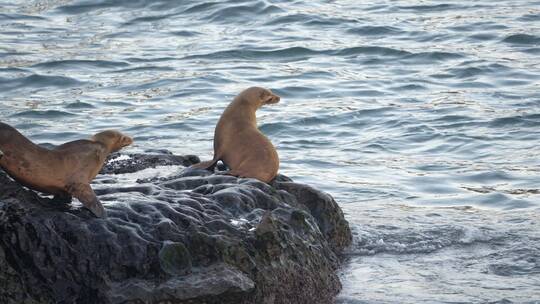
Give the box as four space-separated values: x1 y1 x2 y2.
192 87 280 183
0 122 133 217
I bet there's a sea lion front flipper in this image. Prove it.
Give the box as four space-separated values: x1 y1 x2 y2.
68 183 106 218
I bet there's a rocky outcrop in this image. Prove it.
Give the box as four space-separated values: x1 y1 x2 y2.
0 151 352 304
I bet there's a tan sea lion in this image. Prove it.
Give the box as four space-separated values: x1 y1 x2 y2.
0 122 133 217
192 87 280 183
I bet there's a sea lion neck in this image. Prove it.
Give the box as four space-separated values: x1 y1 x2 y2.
225 97 259 126
90 138 116 154
233 94 262 110
103 142 116 154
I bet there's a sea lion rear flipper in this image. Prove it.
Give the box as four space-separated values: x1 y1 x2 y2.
190 158 219 171
68 183 106 218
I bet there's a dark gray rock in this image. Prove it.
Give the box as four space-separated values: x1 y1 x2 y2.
0 151 352 304
100 152 200 175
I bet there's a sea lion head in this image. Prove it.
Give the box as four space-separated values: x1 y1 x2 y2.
92 130 133 153
238 87 280 108
0 149 3 160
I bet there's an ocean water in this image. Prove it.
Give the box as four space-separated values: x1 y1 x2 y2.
1 0 539 303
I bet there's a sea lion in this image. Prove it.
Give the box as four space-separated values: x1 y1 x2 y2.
192 87 280 183
0 123 133 217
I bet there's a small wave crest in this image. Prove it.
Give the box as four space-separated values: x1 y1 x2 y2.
345 223 500 256
0 74 82 92
502 34 540 45
12 109 77 118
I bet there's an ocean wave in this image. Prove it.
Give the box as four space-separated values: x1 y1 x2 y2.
11 109 77 118
182 47 321 61
64 101 95 109
518 13 540 22
55 0 148 14
502 33 540 45
347 25 403 36
265 13 355 27
182 46 463 64
0 74 82 91
396 4 459 12
333 46 411 57
32 59 129 71
488 246 540 276
489 114 540 128
346 224 500 256
181 2 221 14
0 13 46 21
204 2 281 23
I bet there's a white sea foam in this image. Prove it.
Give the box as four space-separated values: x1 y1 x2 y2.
107 154 131 163
230 218 249 227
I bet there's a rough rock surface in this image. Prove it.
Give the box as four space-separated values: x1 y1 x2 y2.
0 151 352 304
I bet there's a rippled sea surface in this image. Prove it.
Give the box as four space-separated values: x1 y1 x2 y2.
1 0 540 303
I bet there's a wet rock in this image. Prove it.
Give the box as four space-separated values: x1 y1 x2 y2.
159 241 192 276
100 152 200 174
0 151 352 304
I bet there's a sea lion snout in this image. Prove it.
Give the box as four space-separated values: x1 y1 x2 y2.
264 93 280 105
112 134 133 152
259 87 280 105
120 135 134 147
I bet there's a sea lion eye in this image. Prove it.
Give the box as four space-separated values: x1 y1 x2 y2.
261 93 271 102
